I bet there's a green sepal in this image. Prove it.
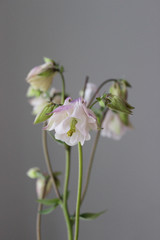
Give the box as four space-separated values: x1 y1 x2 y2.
92 108 103 125
119 112 130 126
38 68 54 77
34 102 56 124
106 94 134 115
39 205 58 215
37 198 60 206
119 79 132 88
48 131 65 145
26 86 42 97
43 57 55 64
79 210 106 220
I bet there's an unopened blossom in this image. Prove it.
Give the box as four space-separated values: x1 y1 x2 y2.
84 83 97 104
44 97 97 146
26 62 56 92
101 110 131 140
36 177 52 199
26 167 41 179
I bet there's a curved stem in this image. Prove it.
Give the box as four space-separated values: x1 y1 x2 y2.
74 143 83 240
59 71 65 104
81 108 109 205
42 129 61 200
87 78 118 107
63 145 73 240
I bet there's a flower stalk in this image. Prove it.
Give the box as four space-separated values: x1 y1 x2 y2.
74 143 83 240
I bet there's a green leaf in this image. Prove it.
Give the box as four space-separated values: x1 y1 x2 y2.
37 198 60 206
39 205 58 215
34 102 56 124
79 210 107 220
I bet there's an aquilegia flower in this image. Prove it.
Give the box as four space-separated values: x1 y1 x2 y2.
26 61 56 92
101 110 131 140
45 97 98 146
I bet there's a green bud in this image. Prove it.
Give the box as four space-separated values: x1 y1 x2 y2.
109 82 121 97
34 102 57 124
26 167 41 179
106 94 134 115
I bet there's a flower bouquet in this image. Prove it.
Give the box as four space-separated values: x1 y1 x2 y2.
26 57 134 240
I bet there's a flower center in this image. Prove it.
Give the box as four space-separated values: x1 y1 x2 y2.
67 118 78 137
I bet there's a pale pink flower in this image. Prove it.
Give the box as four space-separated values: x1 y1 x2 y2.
101 110 130 140
26 62 55 91
45 97 97 146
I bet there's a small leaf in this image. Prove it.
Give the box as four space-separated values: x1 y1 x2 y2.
37 198 60 206
79 210 107 220
39 205 58 215
34 102 56 124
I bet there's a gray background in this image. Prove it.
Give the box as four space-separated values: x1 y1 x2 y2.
0 0 160 239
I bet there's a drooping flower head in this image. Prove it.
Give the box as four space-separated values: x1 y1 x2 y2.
101 110 131 140
45 97 98 146
101 80 133 140
26 61 56 92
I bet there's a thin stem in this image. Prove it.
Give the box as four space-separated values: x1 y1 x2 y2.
82 76 89 98
42 128 61 200
62 145 73 240
36 181 47 240
74 143 83 240
87 78 118 107
81 108 109 205
59 71 65 104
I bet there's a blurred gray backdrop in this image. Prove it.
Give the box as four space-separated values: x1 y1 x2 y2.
0 0 160 239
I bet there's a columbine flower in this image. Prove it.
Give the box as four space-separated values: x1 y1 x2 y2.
26 62 56 91
101 110 131 140
44 97 97 146
84 83 97 104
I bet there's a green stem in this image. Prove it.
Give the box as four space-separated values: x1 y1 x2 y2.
74 143 83 240
80 108 109 205
59 71 65 104
42 128 61 200
62 145 73 240
87 78 118 107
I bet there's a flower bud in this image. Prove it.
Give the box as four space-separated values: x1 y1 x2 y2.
36 177 52 199
26 61 56 92
26 167 41 179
